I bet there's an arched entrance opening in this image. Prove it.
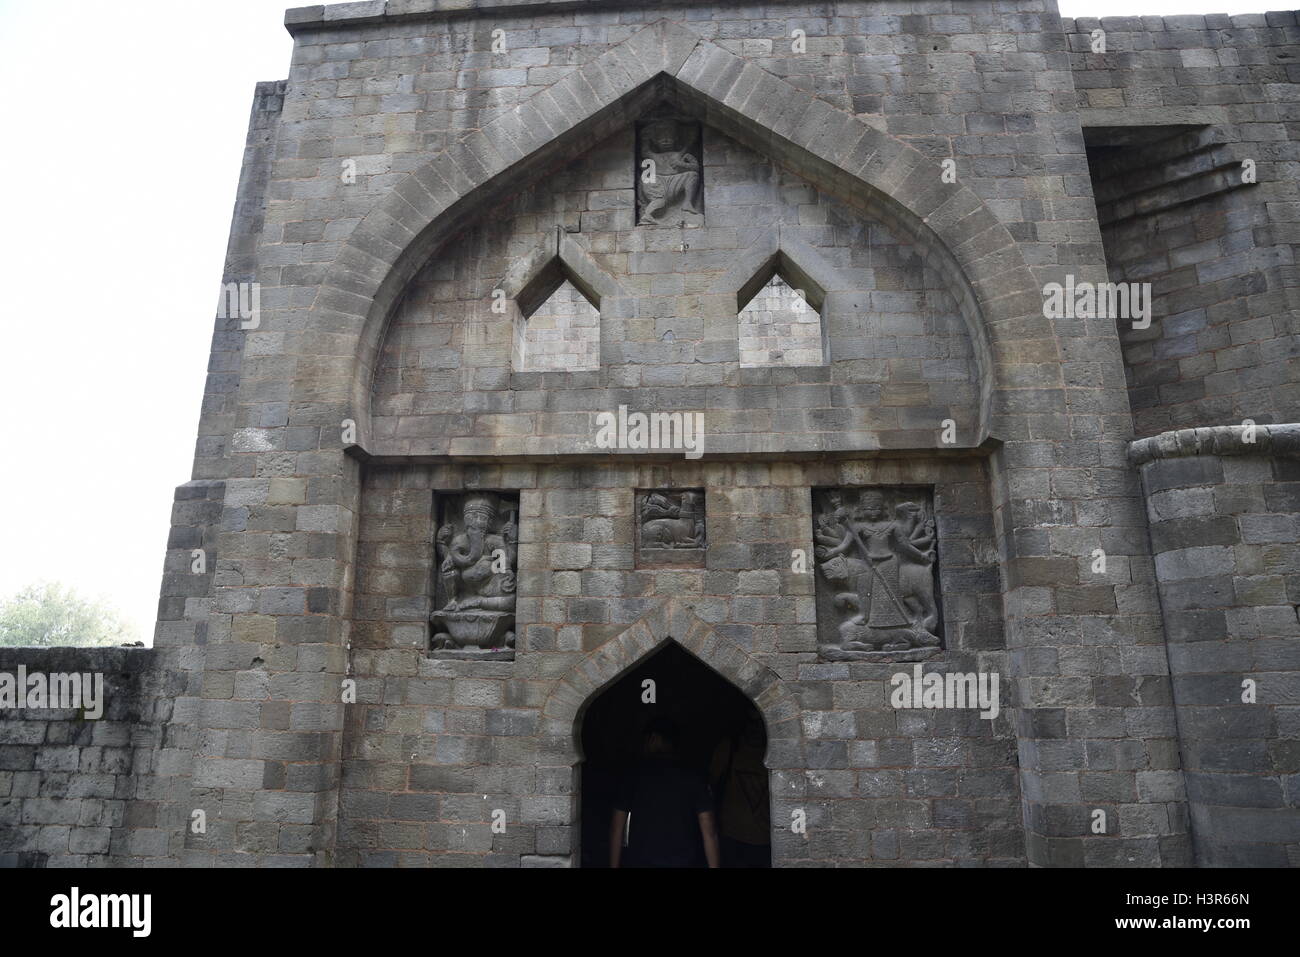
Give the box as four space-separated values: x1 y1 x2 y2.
577 640 770 868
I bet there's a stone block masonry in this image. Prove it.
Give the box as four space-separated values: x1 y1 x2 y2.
343 457 1018 865
4 0 1297 868
1132 425 1300 866
0 648 184 867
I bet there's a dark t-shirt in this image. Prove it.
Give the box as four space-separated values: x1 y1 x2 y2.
614 756 713 868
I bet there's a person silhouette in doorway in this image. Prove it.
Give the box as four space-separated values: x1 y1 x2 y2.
609 716 720 868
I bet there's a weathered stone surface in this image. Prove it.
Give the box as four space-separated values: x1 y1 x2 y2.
430 492 520 657
812 487 942 657
7 0 1299 870
636 489 706 565
1136 439 1300 866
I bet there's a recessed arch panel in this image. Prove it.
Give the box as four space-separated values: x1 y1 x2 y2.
309 20 1058 451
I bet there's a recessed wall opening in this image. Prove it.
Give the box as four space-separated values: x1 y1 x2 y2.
512 259 601 372
1081 123 1264 437
736 252 826 368
578 641 771 868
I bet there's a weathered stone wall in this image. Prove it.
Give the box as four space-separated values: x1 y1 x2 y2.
342 457 1017 866
134 80 293 865
1066 12 1300 866
155 0 1193 867
372 125 977 456
1132 425 1300 866
1064 14 1300 437
0 0 1287 869
0 648 180 867
738 274 824 368
1064 11 1299 115
518 280 601 371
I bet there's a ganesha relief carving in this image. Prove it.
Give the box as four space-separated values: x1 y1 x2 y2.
813 488 943 660
430 492 519 659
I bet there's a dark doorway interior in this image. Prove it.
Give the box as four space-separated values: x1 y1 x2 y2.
578 641 770 867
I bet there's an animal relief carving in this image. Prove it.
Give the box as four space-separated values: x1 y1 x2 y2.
637 489 706 566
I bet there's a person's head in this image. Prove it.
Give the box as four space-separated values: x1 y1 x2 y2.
643 716 679 756
740 712 765 749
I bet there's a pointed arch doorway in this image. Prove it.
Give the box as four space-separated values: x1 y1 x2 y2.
579 641 771 868
538 601 801 867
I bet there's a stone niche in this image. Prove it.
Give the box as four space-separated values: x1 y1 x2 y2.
635 489 706 567
635 109 703 227
812 487 944 661
430 491 519 660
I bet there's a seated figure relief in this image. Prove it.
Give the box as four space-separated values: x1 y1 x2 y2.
430 492 518 658
813 488 942 659
636 117 703 227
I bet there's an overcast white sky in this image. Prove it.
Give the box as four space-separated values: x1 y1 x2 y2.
0 0 1278 643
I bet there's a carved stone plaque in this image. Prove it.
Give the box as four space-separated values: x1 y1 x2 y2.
636 489 706 566
636 112 703 228
812 487 943 661
430 491 519 660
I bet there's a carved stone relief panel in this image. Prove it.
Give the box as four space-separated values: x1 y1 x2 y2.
635 111 704 228
430 491 519 660
812 487 943 661
636 489 706 567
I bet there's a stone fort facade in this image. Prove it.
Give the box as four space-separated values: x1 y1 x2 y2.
2 0 1298 867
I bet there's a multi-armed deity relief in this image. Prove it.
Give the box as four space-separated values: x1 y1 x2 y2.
635 112 704 227
636 489 707 566
430 492 519 659
812 488 943 660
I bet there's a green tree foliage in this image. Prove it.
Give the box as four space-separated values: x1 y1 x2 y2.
0 582 140 648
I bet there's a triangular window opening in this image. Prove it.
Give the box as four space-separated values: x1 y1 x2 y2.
516 275 600 372
737 271 823 368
